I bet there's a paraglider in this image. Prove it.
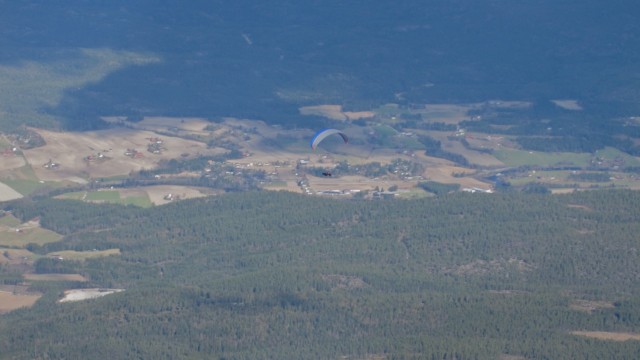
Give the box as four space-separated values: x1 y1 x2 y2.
310 129 348 150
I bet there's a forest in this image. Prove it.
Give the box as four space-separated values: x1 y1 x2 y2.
1 190 640 359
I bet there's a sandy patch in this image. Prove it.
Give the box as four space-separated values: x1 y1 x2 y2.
307 174 385 193
567 204 593 211
59 288 124 303
0 291 41 313
571 331 640 341
550 188 578 194
0 181 23 201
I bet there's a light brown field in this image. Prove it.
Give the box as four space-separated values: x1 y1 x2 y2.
0 248 36 265
0 291 41 313
24 273 88 282
0 181 23 201
422 164 491 190
22 127 222 181
551 188 578 194
0 153 26 172
441 139 504 167
571 331 640 341
299 104 375 121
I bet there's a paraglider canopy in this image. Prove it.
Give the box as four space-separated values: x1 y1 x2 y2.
310 129 348 150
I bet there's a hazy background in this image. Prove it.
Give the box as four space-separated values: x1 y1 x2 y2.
1 0 639 129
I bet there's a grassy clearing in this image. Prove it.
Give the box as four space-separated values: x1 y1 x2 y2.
0 214 22 227
23 273 88 282
508 170 576 186
120 195 153 208
571 331 640 341
0 227 63 247
47 248 120 261
0 179 44 196
95 174 131 182
373 125 399 137
494 149 592 167
264 180 288 188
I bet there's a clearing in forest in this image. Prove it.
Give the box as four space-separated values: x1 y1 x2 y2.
571 331 640 341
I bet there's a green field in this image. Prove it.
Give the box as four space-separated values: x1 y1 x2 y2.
506 169 640 190
56 191 87 200
120 194 153 208
264 180 288 188
494 149 592 167
0 165 46 195
57 190 152 207
1 179 45 196
85 190 120 202
0 227 63 247
594 147 640 167
373 124 399 137
0 135 11 149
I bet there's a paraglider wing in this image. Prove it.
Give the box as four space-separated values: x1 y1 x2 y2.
310 129 348 150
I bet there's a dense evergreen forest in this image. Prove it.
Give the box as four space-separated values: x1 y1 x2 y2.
2 190 640 359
